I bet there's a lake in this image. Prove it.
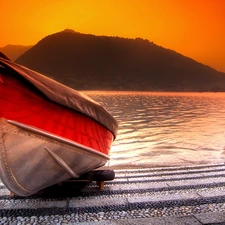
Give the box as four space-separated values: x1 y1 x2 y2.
84 91 225 168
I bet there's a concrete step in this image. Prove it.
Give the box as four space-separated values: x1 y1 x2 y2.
1 163 225 224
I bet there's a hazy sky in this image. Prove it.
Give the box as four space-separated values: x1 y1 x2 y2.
1 0 225 72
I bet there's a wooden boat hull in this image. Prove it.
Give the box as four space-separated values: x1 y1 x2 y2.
0 118 109 196
0 55 118 196
0 65 114 156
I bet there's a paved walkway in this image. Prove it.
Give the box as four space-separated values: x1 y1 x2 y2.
1 163 225 224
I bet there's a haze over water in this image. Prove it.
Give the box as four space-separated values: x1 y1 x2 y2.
85 91 225 168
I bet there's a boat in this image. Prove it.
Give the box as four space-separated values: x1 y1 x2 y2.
0 53 118 196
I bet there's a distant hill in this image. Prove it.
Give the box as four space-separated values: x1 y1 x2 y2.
0 45 33 61
16 30 225 91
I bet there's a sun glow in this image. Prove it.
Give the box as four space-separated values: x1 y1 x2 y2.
1 0 225 72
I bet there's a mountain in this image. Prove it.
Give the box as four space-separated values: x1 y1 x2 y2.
15 30 225 91
0 45 33 61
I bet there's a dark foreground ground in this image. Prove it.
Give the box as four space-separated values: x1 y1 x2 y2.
1 163 225 224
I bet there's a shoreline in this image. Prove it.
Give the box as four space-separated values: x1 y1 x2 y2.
101 161 225 170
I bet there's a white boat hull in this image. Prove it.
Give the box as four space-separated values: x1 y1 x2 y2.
0 118 108 196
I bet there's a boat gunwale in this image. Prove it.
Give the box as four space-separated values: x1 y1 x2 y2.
7 119 110 160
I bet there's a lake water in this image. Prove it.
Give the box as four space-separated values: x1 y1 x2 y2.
84 91 225 168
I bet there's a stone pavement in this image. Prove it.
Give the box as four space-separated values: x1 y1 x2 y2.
1 163 225 224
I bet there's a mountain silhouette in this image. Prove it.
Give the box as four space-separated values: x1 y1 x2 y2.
0 45 33 61
15 30 225 91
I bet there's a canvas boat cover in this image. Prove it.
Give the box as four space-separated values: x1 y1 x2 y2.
0 56 118 138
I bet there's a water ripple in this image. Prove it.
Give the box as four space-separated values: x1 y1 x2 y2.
86 91 225 167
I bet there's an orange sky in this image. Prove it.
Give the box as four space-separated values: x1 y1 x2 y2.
1 0 225 72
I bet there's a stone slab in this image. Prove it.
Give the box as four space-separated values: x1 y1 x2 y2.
127 192 199 203
194 211 225 224
197 189 225 198
0 199 67 209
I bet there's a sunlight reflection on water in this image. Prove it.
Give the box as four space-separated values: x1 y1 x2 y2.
85 91 225 167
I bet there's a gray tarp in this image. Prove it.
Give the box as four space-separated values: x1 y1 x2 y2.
0 57 118 138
